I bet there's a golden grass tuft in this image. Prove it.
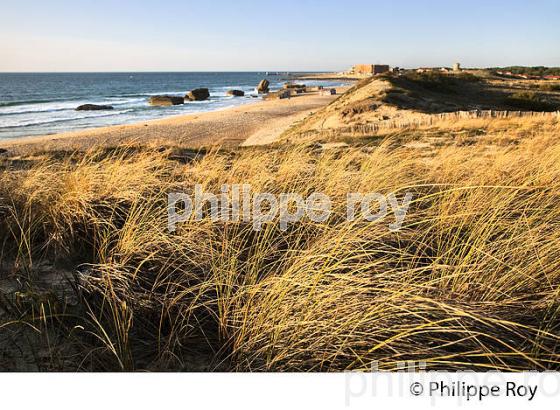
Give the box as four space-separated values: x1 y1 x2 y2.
1 118 560 371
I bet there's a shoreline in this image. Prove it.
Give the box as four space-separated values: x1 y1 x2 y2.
0 86 349 154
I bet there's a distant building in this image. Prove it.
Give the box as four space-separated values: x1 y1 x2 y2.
373 64 390 75
416 66 459 73
453 62 461 72
351 64 390 75
495 70 550 80
497 71 514 77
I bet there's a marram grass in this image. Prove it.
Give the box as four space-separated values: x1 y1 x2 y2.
1 118 560 371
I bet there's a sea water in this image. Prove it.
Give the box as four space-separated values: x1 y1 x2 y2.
0 72 345 140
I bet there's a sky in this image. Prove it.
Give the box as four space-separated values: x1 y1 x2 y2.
1 0 559 72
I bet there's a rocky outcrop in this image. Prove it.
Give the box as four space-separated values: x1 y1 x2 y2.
264 90 291 100
185 88 210 101
283 83 306 90
257 79 270 93
320 88 337 96
75 104 114 111
227 89 245 97
148 96 185 106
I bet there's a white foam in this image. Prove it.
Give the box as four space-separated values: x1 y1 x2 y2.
0 97 144 116
0 109 133 128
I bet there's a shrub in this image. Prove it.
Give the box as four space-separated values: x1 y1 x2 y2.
504 91 558 111
490 66 560 77
393 72 481 94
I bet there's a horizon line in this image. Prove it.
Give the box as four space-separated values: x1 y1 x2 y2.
1 65 559 74
0 70 338 74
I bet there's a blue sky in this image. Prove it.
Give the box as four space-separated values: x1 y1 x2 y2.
1 0 559 71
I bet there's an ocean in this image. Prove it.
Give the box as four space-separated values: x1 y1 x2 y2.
0 72 346 140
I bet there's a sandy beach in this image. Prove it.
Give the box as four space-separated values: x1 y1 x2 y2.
0 87 347 154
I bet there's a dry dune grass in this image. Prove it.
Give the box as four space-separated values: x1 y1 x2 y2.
287 113 560 153
1 114 560 371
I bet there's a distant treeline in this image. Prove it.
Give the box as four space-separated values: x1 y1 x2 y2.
490 66 560 76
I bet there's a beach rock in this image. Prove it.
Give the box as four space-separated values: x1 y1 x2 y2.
264 90 291 100
148 96 185 106
320 88 337 96
185 88 210 101
75 104 114 111
257 79 270 93
283 83 306 90
226 89 245 97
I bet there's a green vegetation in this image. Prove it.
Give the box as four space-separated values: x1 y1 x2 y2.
491 66 560 77
389 71 481 94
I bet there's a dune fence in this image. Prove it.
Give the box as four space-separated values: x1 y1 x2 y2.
312 110 560 139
